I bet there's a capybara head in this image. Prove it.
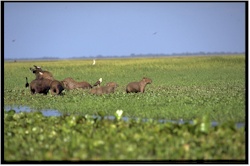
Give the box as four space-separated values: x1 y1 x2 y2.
142 77 152 84
30 65 54 80
61 80 68 90
30 65 43 73
30 67 41 74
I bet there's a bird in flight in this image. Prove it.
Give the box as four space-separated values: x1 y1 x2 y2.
12 39 16 42
153 32 157 35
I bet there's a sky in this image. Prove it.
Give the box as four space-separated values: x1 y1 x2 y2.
4 2 246 59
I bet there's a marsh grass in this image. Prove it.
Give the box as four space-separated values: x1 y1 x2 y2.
4 55 245 123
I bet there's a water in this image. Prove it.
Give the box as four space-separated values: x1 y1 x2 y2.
4 105 61 117
4 105 245 128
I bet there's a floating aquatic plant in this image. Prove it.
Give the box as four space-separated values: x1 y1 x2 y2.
115 110 123 121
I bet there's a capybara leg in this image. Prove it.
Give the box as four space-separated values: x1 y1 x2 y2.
126 89 129 93
140 87 144 93
31 89 35 95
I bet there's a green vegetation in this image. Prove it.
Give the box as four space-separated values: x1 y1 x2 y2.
4 55 245 122
4 55 246 161
4 110 245 160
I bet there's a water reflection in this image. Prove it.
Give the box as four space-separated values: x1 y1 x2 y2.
4 105 244 128
4 105 61 117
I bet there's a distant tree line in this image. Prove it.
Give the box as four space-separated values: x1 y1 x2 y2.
5 56 60 61
77 51 245 59
129 51 245 57
4 52 245 61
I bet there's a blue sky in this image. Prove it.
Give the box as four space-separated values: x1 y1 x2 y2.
4 2 245 59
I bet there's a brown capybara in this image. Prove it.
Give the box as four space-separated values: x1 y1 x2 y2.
61 77 92 90
61 77 102 90
90 82 118 95
30 65 54 80
106 82 119 87
27 74 64 95
126 77 152 93
29 78 52 95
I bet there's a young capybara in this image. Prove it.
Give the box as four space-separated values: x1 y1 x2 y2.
90 82 119 95
61 77 102 90
126 77 152 93
30 65 54 80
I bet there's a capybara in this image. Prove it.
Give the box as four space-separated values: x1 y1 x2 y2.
61 77 102 90
29 78 64 95
90 82 118 95
30 65 54 80
126 77 152 93
106 82 119 87
27 73 64 95
29 78 52 95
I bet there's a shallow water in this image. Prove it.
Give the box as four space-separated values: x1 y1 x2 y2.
4 105 61 117
4 105 245 128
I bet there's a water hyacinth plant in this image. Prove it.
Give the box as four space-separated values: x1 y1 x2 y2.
115 110 123 121
4 110 246 161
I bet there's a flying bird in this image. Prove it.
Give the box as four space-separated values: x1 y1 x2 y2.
12 39 16 42
153 32 157 35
